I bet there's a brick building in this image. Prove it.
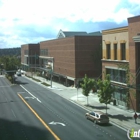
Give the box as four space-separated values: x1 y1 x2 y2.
102 15 140 111
102 26 129 108
21 44 40 71
39 30 102 86
128 15 140 111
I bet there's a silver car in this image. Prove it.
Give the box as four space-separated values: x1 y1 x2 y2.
85 111 109 124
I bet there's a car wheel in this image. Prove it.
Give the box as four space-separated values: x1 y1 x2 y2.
86 116 89 120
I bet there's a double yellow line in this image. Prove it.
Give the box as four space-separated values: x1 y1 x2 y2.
18 94 60 140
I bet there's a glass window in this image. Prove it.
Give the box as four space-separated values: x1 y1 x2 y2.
121 43 126 60
114 44 117 60
106 44 111 59
106 68 126 84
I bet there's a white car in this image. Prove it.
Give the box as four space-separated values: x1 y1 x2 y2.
85 111 109 124
16 70 21 76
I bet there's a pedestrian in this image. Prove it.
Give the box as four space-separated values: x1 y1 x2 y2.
134 112 138 123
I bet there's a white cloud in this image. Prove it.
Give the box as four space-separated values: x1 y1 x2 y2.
129 0 140 4
0 0 140 48
0 0 123 24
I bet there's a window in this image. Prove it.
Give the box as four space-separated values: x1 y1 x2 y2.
24 50 28 55
121 43 126 60
106 44 111 59
40 49 48 56
114 44 117 60
106 68 126 84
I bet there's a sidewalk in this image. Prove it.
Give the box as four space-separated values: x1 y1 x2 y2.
24 72 140 131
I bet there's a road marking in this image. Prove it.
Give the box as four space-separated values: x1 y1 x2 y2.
20 85 36 98
25 97 35 99
36 98 41 103
49 121 66 126
20 85 42 103
11 109 16 118
18 94 60 140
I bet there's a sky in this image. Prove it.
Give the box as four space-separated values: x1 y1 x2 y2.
0 0 140 48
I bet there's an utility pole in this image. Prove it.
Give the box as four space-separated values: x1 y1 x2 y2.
35 52 36 74
50 69 53 88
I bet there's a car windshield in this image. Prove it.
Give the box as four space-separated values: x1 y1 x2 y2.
90 112 95 116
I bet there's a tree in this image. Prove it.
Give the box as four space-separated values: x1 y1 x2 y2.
97 74 115 114
80 74 94 105
0 56 21 79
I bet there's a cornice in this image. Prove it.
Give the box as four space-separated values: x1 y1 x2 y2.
102 27 128 35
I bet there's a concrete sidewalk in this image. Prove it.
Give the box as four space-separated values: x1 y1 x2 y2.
24 73 140 131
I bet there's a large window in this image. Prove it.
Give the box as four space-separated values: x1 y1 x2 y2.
106 68 126 83
114 44 117 60
106 44 111 59
40 49 48 56
121 43 126 60
24 50 28 55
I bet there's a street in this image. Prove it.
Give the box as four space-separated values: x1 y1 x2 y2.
0 76 139 140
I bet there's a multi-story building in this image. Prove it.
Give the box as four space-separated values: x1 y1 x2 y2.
21 44 40 71
128 15 140 111
102 26 129 108
102 15 140 111
39 30 102 86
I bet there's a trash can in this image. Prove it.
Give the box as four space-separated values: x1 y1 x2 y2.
113 99 116 106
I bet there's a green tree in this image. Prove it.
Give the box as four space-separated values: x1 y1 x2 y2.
80 74 94 105
0 56 20 79
97 74 115 114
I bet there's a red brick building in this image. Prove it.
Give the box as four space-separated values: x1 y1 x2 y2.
21 30 102 86
21 44 40 71
39 31 102 86
128 15 140 111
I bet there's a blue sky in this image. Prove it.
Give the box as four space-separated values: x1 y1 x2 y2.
0 0 140 48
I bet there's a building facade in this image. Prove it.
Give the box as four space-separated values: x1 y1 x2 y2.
102 15 140 111
39 35 102 86
128 15 140 111
21 44 40 71
102 26 129 108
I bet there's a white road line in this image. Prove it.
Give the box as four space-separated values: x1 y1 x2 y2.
20 85 36 98
11 109 16 118
37 98 42 103
20 85 41 103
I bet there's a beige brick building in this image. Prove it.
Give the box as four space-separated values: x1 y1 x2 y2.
102 15 140 111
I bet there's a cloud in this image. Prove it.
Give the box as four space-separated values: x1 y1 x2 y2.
0 0 140 48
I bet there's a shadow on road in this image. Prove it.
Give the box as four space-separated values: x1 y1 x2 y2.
85 104 109 110
0 118 55 140
98 123 113 127
15 80 28 85
108 114 132 121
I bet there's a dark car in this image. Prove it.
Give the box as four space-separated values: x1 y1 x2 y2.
85 111 109 124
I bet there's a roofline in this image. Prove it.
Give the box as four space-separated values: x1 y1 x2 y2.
102 26 128 35
56 29 65 38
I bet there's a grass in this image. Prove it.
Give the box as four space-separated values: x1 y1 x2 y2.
41 82 50 86
32 77 41 82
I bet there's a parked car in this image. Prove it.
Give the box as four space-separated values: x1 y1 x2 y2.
16 69 21 76
85 111 109 124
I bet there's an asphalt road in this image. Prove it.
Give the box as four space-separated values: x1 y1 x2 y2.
0 76 55 140
0 76 139 140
